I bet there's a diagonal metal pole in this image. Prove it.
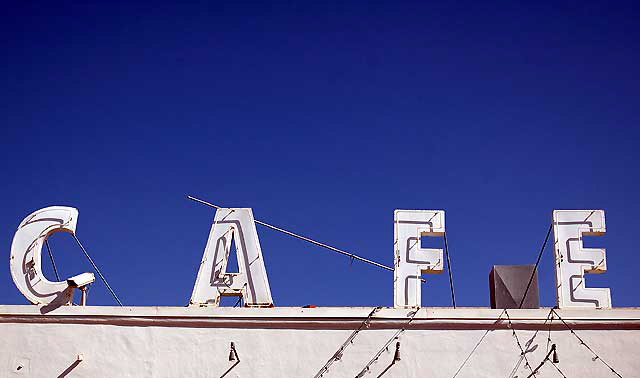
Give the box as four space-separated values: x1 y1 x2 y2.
71 233 123 306
519 223 553 309
187 195 427 281
443 232 456 308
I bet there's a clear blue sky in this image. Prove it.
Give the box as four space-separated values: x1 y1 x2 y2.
1 1 638 308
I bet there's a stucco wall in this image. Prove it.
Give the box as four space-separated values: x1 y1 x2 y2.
1 306 638 377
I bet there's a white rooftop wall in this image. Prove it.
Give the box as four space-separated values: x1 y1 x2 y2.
1 306 638 377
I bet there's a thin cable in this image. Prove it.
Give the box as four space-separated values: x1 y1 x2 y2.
314 307 382 378
187 196 427 282
551 309 623 377
525 344 558 378
44 239 61 281
547 359 568 378
505 309 552 378
546 312 553 353
519 310 565 378
543 314 569 378
71 233 123 306
506 309 568 378
443 232 456 308
519 223 553 309
504 310 537 377
452 309 506 377
355 308 420 378
455 309 567 378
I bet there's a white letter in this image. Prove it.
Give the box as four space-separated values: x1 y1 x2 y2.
553 210 611 309
394 210 444 308
190 208 273 307
10 206 87 306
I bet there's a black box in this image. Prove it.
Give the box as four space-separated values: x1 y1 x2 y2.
489 265 540 309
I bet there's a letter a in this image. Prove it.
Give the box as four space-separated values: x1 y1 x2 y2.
190 208 273 307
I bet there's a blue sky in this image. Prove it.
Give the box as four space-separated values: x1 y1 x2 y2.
1 1 638 308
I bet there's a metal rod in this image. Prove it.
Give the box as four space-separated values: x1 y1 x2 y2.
71 233 123 306
80 287 88 306
44 239 61 281
187 195 401 275
443 232 456 308
519 223 553 309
